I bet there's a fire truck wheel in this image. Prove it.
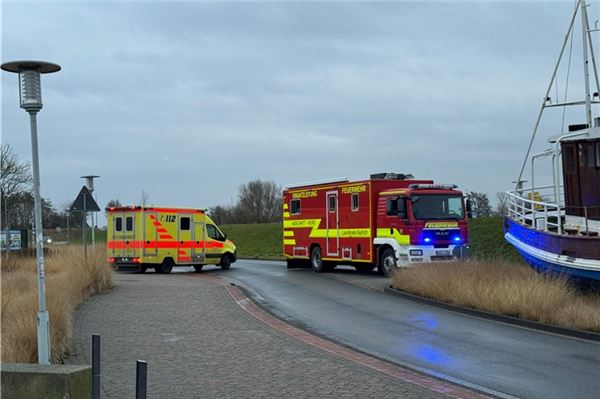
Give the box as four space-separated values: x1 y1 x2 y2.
379 248 397 277
220 255 232 270
159 259 174 274
193 265 204 272
310 246 325 273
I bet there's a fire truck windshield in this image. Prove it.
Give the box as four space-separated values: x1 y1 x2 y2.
411 195 464 220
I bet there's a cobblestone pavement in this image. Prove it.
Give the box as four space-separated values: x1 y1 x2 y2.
67 271 457 398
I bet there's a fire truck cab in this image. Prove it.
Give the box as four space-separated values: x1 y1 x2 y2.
107 206 237 274
283 173 469 276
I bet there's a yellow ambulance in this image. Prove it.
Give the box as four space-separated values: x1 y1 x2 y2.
106 206 236 273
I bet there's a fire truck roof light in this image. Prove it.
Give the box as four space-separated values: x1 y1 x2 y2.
408 184 458 190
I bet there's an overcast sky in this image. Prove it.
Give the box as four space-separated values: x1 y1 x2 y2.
2 1 599 217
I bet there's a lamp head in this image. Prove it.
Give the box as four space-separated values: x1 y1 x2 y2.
1 60 61 113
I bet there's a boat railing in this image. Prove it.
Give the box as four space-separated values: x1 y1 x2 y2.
506 188 564 233
507 188 600 235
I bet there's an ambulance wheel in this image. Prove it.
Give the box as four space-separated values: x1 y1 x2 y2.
193 265 204 272
220 254 232 270
310 246 325 273
158 259 174 274
379 248 397 277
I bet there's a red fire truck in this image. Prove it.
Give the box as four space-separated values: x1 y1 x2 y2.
283 173 469 276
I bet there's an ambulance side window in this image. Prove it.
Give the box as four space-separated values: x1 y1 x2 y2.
115 217 122 232
126 217 133 231
180 217 190 231
207 224 218 240
207 224 225 241
351 193 359 211
290 199 301 215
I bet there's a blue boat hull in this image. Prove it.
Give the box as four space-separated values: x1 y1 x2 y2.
504 218 600 282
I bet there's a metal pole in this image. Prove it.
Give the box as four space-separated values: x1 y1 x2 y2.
91 210 95 249
135 360 147 399
92 334 101 399
29 112 50 364
83 193 87 261
580 0 593 128
4 194 9 256
66 210 70 242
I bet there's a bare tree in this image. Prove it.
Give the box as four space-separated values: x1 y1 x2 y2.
1 144 33 243
237 179 281 223
496 192 509 216
140 190 150 206
1 144 32 200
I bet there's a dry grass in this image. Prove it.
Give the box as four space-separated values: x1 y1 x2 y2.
1 246 113 363
391 261 600 332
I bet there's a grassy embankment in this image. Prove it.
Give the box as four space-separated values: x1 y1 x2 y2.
1 246 113 363
220 223 283 260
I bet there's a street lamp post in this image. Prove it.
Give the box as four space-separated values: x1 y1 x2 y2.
1 60 61 365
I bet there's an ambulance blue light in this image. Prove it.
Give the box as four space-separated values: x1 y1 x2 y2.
424 237 431 243
454 237 461 243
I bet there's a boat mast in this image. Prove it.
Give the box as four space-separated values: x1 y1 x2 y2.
581 0 593 128
514 0 581 192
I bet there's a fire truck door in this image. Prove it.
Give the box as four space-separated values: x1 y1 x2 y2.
192 222 205 263
177 214 193 263
143 211 158 256
326 191 339 256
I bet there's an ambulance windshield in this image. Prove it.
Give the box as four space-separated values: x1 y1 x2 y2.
411 195 464 220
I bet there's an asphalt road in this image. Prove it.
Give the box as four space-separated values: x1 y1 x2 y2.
217 259 600 399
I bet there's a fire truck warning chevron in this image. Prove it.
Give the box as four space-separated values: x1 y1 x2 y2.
283 174 469 276
107 206 237 273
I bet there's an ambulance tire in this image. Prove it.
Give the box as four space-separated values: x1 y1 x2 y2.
310 246 325 273
158 258 174 274
379 248 397 277
220 254 232 270
193 265 204 272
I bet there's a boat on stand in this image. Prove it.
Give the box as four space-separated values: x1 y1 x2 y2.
504 0 600 281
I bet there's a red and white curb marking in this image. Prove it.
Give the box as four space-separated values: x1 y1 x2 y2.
195 274 494 399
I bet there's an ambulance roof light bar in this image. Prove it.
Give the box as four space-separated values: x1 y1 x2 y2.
409 184 458 190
